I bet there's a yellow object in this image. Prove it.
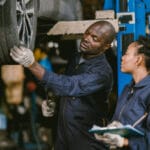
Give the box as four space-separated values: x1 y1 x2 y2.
34 48 42 61
34 48 47 61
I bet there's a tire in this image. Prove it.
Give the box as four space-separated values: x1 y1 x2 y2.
0 0 38 64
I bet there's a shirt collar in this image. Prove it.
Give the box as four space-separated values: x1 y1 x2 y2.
78 53 106 65
79 56 86 64
130 75 150 88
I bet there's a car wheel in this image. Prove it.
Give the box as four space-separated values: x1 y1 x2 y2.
0 0 38 64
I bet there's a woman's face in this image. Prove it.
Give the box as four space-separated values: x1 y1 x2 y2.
121 42 140 73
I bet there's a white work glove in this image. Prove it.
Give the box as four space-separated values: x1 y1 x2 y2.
94 121 124 148
107 121 123 128
42 100 56 117
94 133 124 148
10 46 35 67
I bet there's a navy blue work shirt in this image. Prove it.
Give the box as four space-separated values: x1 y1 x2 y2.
41 53 113 150
112 75 150 150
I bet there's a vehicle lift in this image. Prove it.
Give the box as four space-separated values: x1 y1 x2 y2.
104 0 150 95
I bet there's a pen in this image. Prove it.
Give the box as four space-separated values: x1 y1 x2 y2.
132 105 150 127
132 112 148 127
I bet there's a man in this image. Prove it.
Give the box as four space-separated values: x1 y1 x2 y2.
10 21 116 150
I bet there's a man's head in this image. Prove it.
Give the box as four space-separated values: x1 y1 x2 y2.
80 21 116 58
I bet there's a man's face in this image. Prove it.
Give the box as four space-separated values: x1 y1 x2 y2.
80 25 108 56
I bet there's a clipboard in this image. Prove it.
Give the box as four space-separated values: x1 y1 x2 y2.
89 124 144 138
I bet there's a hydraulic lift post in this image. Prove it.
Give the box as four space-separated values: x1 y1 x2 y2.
104 0 150 95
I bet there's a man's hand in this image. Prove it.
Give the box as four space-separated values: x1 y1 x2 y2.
94 133 125 148
42 100 56 117
10 46 35 67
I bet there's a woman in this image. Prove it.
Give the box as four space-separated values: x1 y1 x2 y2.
95 36 150 150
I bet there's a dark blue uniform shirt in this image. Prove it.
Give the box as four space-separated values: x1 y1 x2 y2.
41 53 113 150
112 75 150 150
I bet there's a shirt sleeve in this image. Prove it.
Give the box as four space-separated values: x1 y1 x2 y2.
40 69 112 97
128 131 150 149
128 112 150 149
146 106 150 130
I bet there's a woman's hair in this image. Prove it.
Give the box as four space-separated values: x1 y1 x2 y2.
137 36 150 71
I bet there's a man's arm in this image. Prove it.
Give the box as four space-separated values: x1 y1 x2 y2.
10 46 111 97
28 62 45 80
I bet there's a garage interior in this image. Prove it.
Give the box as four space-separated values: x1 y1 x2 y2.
0 0 149 149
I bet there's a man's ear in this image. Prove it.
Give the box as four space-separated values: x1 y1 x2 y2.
104 43 111 51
